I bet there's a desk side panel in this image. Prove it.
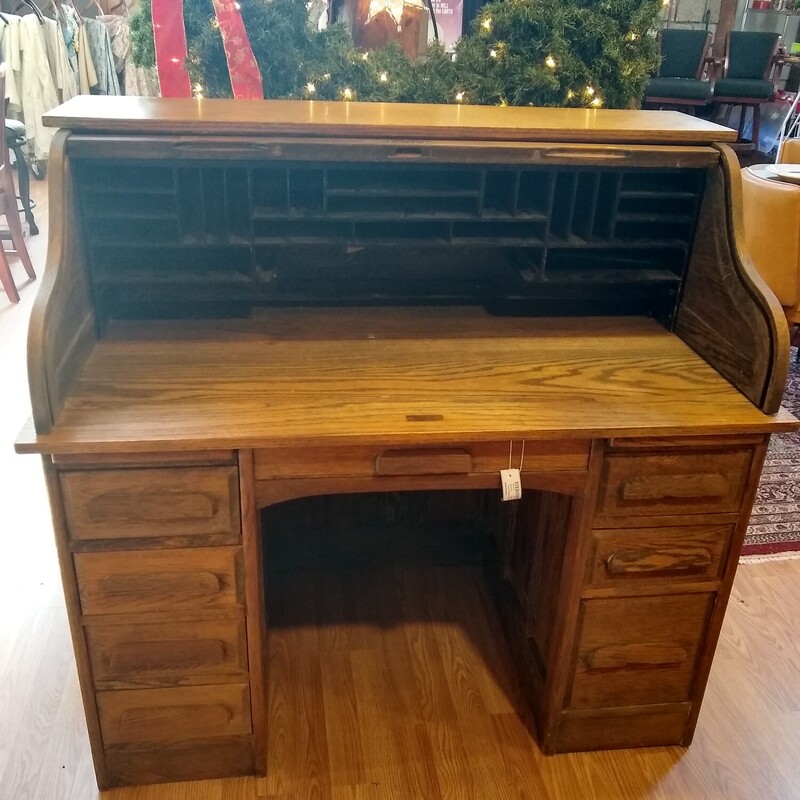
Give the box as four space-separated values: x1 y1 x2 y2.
675 144 789 414
27 130 96 433
41 458 109 787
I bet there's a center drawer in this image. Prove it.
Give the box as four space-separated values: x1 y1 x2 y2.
74 547 244 615
254 440 590 480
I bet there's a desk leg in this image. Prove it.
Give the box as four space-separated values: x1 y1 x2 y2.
239 449 268 776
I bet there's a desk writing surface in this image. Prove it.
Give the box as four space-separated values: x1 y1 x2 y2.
42 97 737 144
16 310 795 455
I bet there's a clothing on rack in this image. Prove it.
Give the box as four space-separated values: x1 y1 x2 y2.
44 16 78 103
97 13 128 72
3 14 59 160
0 4 127 162
60 2 79 74
76 21 97 94
84 17 119 95
0 14 21 108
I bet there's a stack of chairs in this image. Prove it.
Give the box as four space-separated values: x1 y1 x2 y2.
644 29 783 150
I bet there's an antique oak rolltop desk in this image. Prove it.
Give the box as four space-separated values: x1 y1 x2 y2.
16 97 799 789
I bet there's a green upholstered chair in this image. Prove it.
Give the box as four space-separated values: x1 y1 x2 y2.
645 29 713 112
713 31 781 149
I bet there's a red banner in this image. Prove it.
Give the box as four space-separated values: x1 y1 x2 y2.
151 0 192 98
213 0 264 99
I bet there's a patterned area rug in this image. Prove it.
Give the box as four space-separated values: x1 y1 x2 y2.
742 350 800 561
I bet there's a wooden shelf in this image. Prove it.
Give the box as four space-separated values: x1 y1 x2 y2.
75 159 704 324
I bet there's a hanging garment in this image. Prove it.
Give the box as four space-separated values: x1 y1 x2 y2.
97 14 129 73
84 18 120 95
76 22 98 94
13 15 60 160
60 3 79 75
44 17 78 103
0 15 22 112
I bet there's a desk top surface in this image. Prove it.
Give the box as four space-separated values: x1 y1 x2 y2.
43 97 737 145
16 311 796 455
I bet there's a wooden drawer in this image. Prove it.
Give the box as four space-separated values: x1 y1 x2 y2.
97 683 252 745
568 593 714 710
75 547 243 615
61 466 240 541
595 449 754 523
254 440 589 480
586 524 733 589
86 618 249 685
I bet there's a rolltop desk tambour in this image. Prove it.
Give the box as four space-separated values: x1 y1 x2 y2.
15 97 799 789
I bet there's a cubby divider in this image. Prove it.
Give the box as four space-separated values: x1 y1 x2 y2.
75 160 704 323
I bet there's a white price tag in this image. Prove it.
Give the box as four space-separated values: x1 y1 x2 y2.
500 468 522 502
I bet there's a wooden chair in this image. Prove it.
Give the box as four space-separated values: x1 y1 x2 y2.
0 65 35 303
713 31 781 150
644 29 714 113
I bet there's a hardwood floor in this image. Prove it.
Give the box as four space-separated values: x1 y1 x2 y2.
2 180 800 799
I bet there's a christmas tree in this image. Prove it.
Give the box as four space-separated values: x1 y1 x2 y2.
131 0 662 109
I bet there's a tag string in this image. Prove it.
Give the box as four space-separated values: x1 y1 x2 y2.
508 440 526 472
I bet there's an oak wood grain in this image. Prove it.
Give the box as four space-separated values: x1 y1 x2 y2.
594 449 754 523
60 466 240 541
567 593 715 709
254 440 590 481
374 448 474 476
681 439 771 745
535 442 605 753
66 134 723 167
508 490 573 668
97 683 252 744
255 471 589 509
39 458 109 788
15 312 797 457
74 547 244 615
586 524 733 589
26 131 96 432
675 146 790 414
239 449 268 776
554 704 691 752
85 618 249 686
103 736 255 788
51 449 237 466
43 97 738 144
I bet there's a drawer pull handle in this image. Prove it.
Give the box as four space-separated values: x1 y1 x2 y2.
100 571 223 600
388 147 428 159
541 148 631 161
606 546 713 576
376 448 473 476
172 141 276 155
587 643 688 671
621 473 729 502
109 639 227 672
119 703 233 735
88 491 216 523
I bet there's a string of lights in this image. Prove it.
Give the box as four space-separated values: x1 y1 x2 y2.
132 0 662 109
